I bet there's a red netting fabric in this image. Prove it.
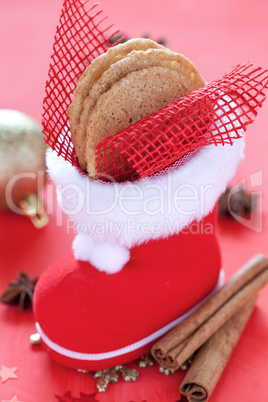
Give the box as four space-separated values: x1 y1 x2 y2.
96 64 268 181
42 0 123 169
42 0 268 183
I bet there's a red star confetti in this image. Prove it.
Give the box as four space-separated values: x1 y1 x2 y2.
0 365 18 383
2 397 22 402
55 392 99 402
78 394 99 402
55 392 77 402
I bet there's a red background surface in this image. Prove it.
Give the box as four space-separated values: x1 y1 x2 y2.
0 0 268 401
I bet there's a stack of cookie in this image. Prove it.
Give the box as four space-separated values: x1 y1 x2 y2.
68 38 205 177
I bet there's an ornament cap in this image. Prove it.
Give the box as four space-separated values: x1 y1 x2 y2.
19 193 49 229
29 333 41 345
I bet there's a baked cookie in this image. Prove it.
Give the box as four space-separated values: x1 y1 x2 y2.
68 39 205 176
68 38 165 170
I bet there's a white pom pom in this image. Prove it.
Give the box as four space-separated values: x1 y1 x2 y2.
72 234 130 274
72 234 96 262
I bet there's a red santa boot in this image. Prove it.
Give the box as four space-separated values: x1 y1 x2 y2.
33 128 244 370
33 0 267 372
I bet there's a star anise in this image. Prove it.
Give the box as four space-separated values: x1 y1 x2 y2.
107 32 127 45
142 33 167 46
108 32 167 46
55 391 99 402
218 187 257 219
0 272 38 311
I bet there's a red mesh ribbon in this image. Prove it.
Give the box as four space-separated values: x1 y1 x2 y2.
42 0 123 170
96 64 268 181
42 0 268 182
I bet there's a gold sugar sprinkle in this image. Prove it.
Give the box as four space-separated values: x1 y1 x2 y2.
138 353 155 368
159 366 176 376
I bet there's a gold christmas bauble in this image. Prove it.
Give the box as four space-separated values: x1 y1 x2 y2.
0 109 47 211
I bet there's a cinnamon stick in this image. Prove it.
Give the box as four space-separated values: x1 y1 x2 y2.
180 296 257 402
151 254 268 369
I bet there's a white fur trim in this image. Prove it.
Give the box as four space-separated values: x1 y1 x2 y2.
73 234 130 274
35 268 224 362
47 101 245 272
47 139 245 250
